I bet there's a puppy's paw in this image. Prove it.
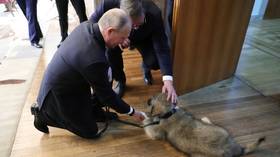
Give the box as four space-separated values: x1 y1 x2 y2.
201 117 212 124
144 129 156 139
144 127 161 140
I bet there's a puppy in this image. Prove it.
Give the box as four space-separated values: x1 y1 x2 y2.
143 93 265 157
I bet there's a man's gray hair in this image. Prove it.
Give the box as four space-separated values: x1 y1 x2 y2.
98 8 131 32
120 0 144 18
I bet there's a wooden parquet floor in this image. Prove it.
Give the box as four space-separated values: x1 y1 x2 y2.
10 50 280 157
10 19 280 157
236 19 280 96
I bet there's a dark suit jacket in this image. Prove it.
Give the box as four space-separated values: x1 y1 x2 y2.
90 0 173 76
37 22 131 114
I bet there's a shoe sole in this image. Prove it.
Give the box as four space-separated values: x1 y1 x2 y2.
31 103 49 134
34 121 49 134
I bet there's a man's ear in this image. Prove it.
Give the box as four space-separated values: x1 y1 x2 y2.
107 27 115 35
103 27 112 38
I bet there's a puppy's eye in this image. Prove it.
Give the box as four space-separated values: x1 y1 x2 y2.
147 98 152 106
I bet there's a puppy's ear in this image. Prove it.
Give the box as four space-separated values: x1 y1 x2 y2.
147 98 152 106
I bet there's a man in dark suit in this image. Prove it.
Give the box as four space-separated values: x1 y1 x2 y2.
90 0 177 103
17 0 43 48
32 9 145 139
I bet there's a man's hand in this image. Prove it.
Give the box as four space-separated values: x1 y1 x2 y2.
132 110 146 122
162 80 177 103
119 38 130 49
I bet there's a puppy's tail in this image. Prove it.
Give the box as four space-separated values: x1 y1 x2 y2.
242 137 265 155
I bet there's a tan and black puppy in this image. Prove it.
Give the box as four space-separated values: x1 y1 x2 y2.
143 93 265 157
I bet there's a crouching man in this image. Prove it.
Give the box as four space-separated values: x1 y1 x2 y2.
31 8 145 139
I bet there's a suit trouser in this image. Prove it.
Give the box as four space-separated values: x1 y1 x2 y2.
16 0 42 43
165 0 174 45
39 91 105 139
107 42 160 83
166 0 174 30
55 0 88 41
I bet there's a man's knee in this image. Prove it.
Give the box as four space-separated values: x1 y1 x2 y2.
138 49 159 70
143 60 159 70
149 63 160 70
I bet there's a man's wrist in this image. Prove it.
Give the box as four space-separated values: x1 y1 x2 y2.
162 75 173 82
127 107 135 116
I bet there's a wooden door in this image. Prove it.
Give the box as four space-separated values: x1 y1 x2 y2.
172 0 255 94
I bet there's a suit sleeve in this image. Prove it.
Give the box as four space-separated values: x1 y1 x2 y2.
89 0 118 23
82 62 131 114
89 0 105 22
152 11 173 76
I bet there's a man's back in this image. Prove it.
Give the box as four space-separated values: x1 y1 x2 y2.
89 0 163 43
37 22 107 109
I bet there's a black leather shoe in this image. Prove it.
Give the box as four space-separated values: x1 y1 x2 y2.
39 34 43 39
113 81 126 97
57 40 63 48
144 71 153 85
31 103 49 134
31 42 43 48
57 43 61 48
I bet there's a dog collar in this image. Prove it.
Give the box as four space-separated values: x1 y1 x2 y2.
159 107 177 119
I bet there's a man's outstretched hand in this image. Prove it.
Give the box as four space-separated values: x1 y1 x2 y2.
162 80 177 103
132 110 146 122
